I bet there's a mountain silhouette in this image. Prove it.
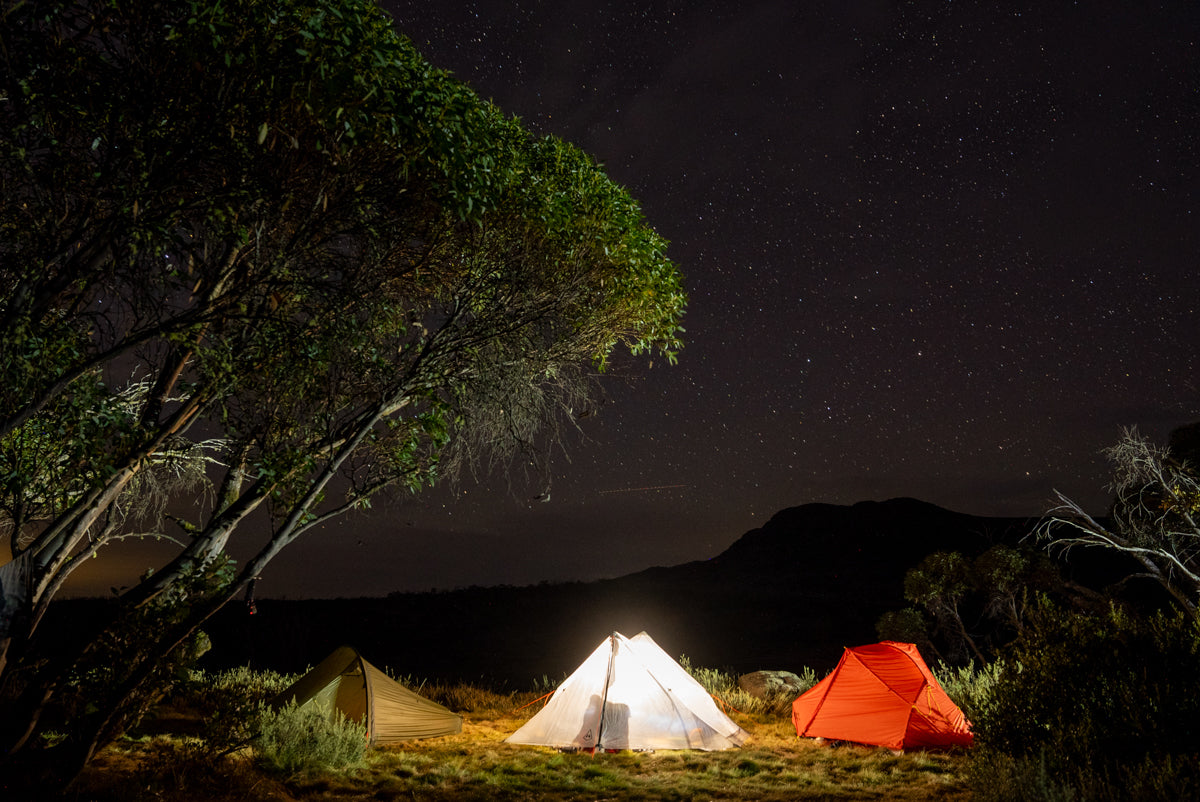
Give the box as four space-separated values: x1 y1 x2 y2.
202 498 1113 684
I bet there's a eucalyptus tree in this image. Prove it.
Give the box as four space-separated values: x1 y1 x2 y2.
1039 428 1200 618
879 544 1082 665
0 0 684 781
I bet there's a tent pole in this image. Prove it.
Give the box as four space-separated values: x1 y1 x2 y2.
593 632 619 753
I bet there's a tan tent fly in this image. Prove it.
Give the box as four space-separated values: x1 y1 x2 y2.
273 645 461 745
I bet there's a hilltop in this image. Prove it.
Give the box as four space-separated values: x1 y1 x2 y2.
199 498 1100 683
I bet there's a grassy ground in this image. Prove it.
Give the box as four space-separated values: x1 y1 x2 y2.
71 703 972 801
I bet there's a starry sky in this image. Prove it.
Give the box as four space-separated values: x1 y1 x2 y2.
72 1 1200 599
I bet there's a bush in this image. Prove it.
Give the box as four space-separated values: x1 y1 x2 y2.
129 737 265 799
968 599 1200 800
967 750 1200 802
254 701 368 776
934 658 1004 726
192 666 297 699
965 749 1084 802
170 666 296 755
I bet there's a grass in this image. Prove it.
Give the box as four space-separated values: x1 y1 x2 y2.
71 695 972 801
60 661 974 801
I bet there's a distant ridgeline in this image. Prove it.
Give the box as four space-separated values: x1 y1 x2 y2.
53 498 1133 685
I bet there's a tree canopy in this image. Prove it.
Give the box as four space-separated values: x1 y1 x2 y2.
876 541 1101 666
0 0 684 782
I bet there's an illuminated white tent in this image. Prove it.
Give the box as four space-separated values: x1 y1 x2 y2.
506 631 748 751
273 645 461 745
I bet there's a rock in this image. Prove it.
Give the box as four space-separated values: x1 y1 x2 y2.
738 670 808 699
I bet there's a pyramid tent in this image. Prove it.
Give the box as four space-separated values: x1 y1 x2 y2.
507 631 748 751
791 641 973 751
273 646 461 745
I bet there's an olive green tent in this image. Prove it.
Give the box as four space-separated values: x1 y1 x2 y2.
273 645 461 745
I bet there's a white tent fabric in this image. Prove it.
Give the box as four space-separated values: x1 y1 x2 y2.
506 631 748 751
273 645 462 745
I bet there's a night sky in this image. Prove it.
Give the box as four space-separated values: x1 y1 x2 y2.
73 1 1200 599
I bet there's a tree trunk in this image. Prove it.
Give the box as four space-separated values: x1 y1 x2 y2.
0 579 243 793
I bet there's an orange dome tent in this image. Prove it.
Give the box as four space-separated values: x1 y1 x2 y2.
791 641 973 751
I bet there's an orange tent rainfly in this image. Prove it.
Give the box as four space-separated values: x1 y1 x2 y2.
791 641 973 751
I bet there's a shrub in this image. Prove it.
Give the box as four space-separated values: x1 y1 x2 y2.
965 749 1083 802
967 749 1200 802
170 666 296 755
934 658 1004 726
968 599 1200 800
193 666 297 699
129 736 265 799
254 701 367 776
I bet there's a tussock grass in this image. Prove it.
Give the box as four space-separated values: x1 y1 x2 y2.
680 656 818 717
